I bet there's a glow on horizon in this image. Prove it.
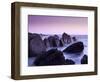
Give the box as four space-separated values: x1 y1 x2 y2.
28 15 88 35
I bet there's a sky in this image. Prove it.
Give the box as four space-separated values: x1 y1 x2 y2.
28 15 88 35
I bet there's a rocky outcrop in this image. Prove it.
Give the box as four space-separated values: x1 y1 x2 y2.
28 32 87 66
44 35 66 48
63 41 84 53
28 33 46 57
62 32 72 44
54 35 60 47
65 59 75 65
81 55 88 64
43 33 77 48
44 38 50 48
34 49 66 66
48 35 60 47
48 36 55 47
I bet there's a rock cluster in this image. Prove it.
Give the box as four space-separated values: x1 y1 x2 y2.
43 33 73 48
28 32 86 66
34 49 76 66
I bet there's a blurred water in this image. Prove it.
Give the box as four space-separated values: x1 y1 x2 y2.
28 35 88 66
61 35 88 64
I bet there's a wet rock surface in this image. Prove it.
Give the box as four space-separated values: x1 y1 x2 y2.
63 41 84 54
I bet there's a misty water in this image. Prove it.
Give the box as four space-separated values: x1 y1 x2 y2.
28 35 88 66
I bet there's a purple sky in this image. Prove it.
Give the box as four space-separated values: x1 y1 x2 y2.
28 15 88 35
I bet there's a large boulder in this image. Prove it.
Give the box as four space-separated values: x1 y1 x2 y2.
34 49 66 66
66 59 75 65
28 33 46 57
62 32 72 44
81 55 88 64
63 41 84 53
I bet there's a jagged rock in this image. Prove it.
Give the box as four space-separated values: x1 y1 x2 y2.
28 33 46 57
63 41 84 53
66 59 75 65
62 32 72 44
34 49 66 66
81 55 88 64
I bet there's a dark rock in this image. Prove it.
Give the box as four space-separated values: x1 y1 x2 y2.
28 33 35 57
44 38 50 48
28 33 34 42
62 32 72 44
48 35 60 47
48 36 55 47
63 41 84 53
28 33 33 40
34 49 66 66
54 35 60 47
66 59 75 65
54 35 59 39
72 36 77 42
28 33 33 56
81 55 88 64
59 38 64 47
28 33 46 57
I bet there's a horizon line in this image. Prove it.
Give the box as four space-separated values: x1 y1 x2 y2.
28 32 88 35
